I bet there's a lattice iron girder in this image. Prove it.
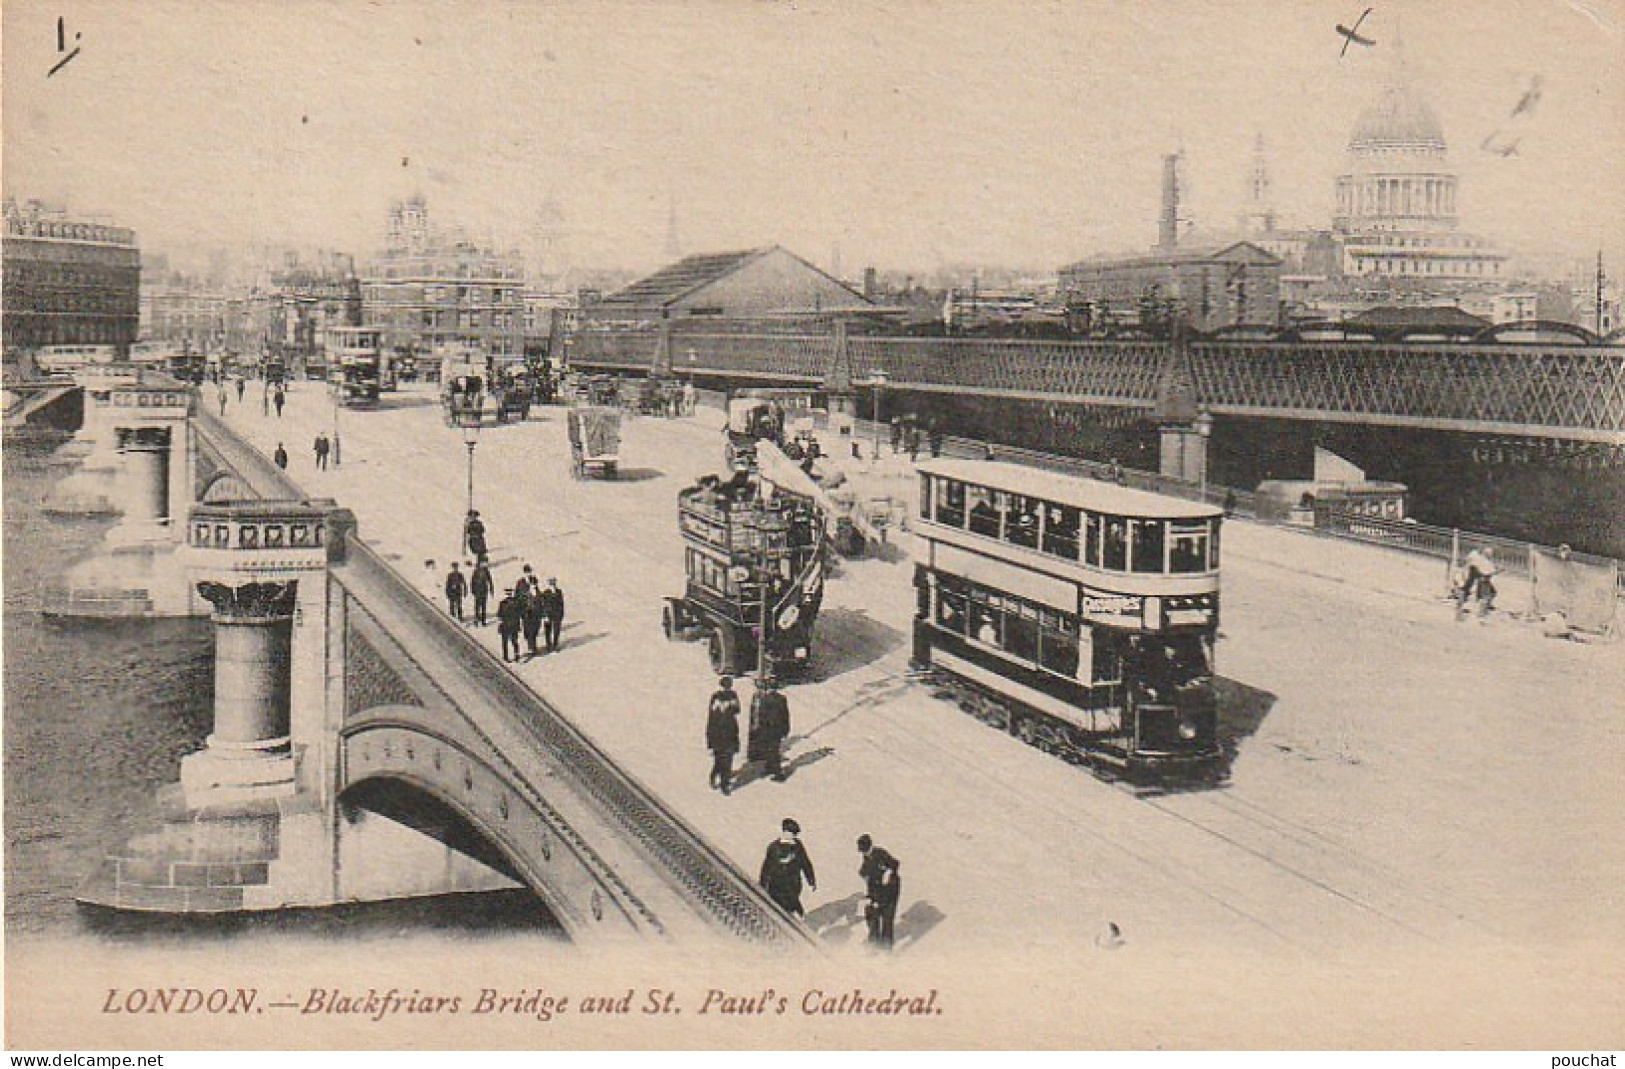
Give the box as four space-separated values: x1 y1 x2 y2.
566 329 1625 438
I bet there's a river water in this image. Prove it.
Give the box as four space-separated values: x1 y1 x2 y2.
2 434 563 949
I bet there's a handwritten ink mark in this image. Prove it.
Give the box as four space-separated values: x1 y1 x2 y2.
1336 7 1375 58
49 16 82 78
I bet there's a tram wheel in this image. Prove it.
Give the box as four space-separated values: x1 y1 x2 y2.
707 626 736 675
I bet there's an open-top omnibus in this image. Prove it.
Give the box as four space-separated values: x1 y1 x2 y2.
912 458 1223 782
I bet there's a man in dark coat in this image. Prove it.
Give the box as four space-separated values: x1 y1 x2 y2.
444 562 466 621
313 433 330 470
759 818 817 916
496 587 523 662
539 577 565 652
706 676 741 795
273 442 288 470
749 677 792 782
273 386 285 418
464 510 488 559
469 558 494 626
520 581 544 657
857 834 901 948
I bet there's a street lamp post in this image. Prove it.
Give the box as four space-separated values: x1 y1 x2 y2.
867 369 888 461
461 419 481 525
1195 408 1214 500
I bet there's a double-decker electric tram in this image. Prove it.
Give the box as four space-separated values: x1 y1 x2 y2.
912 459 1223 782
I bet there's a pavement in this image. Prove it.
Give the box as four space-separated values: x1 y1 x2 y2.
221 381 1625 967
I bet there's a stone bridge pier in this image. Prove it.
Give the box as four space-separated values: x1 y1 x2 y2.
44 377 201 617
80 498 521 922
42 364 146 516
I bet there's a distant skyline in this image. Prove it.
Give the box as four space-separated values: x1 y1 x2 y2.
5 0 1623 277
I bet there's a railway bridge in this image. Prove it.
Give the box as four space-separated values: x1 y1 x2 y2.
77 402 809 949
571 326 1625 445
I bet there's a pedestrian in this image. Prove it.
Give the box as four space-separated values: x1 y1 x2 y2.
444 561 466 621
470 557 494 626
521 580 544 657
759 818 817 916
929 424 944 459
889 416 903 454
857 834 901 949
748 676 792 782
313 433 330 470
261 382 270 417
235 376 246 403
706 676 742 795
464 510 488 559
273 442 288 470
907 424 921 463
1456 545 1499 621
273 386 285 418
496 587 524 662
217 383 228 416
539 577 565 652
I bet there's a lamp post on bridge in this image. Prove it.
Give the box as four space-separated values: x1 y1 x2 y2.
867 369 888 461
1195 407 1214 500
460 418 481 530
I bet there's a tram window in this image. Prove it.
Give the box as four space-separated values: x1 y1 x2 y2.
1102 517 1128 571
935 479 966 527
1131 519 1165 573
919 476 933 520
1209 520 1221 570
1038 617 1080 678
967 486 1001 538
1084 513 1103 566
1042 504 1080 560
1006 495 1040 549
1091 637 1123 686
969 602 1001 647
1169 522 1209 573
1005 605 1039 663
935 586 967 634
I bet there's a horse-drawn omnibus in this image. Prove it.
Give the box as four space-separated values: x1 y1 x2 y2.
912 458 1224 782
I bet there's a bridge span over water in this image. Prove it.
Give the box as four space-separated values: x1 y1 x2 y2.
80 405 810 950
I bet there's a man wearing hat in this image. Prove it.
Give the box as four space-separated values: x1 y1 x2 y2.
706 676 742 795
759 818 817 917
857 834 901 948
748 675 793 782
496 586 524 662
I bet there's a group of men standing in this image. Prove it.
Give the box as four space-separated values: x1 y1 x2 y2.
496 566 566 661
756 817 902 949
705 674 791 796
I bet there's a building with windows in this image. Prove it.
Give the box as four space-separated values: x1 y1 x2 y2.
1058 242 1282 333
361 195 527 362
3 198 140 357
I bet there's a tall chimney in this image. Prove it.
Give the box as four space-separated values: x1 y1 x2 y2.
1159 153 1182 250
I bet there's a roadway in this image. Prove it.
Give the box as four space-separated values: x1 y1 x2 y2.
219 380 1625 967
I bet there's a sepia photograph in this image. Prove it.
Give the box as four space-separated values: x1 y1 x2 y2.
3 0 1623 1052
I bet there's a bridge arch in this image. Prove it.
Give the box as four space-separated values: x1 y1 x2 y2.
199 469 256 503
1469 320 1601 345
339 710 658 942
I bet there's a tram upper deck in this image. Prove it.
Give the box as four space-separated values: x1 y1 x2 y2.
914 459 1222 594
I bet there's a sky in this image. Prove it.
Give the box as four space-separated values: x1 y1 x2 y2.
4 0 1623 276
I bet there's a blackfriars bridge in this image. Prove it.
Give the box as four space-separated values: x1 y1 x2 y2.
56 372 809 948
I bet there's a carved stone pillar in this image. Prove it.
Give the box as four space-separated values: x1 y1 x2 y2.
180 580 299 804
